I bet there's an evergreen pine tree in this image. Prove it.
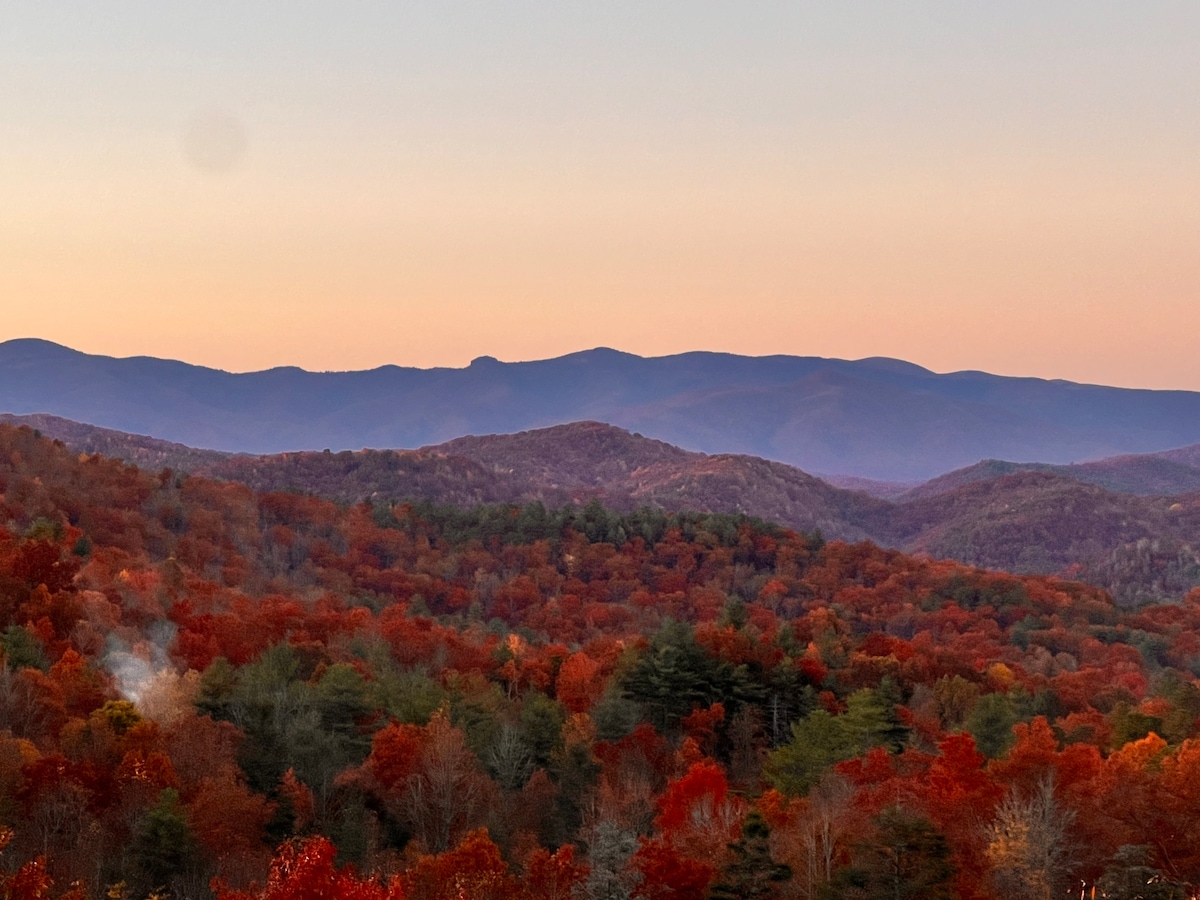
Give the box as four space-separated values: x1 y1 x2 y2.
710 811 791 900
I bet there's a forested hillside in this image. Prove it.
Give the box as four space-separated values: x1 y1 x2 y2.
899 452 1200 500
3 424 1200 898
8 415 1200 604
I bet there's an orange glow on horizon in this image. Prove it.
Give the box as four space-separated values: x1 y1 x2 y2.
3 5 1198 391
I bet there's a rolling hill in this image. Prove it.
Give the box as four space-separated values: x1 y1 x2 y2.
4 414 1200 602
0 416 888 541
898 446 1200 501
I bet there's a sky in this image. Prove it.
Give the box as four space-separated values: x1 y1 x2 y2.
2 2 1199 389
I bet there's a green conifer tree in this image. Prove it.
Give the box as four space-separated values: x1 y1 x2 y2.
710 811 792 900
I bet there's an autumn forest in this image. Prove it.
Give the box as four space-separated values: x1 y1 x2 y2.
3 423 1200 899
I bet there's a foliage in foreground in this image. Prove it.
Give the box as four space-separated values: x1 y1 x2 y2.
2 425 1200 898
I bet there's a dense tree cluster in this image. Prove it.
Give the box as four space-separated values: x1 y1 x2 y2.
2 424 1200 898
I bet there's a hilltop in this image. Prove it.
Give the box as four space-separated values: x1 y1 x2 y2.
6 415 1200 602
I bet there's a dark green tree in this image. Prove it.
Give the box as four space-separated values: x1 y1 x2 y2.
1096 845 1186 900
710 811 791 900
1108 701 1163 750
621 621 738 733
592 684 642 742
314 664 373 737
519 692 566 769
843 683 908 754
549 740 600 846
966 692 1018 759
133 788 196 896
1152 670 1200 744
764 686 906 796
764 708 855 796
822 807 954 900
1 624 49 671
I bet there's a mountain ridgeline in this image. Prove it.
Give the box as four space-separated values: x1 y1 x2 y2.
6 415 1200 604
7 339 1200 480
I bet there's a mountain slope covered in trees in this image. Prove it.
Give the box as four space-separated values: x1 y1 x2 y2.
4 424 1200 898
900 451 1200 500
7 415 1200 603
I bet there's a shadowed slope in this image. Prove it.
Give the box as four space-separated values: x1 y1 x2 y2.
901 450 1200 501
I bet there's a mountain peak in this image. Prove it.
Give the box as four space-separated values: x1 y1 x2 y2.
0 337 81 356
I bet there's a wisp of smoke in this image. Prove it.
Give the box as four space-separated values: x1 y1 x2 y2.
104 620 179 707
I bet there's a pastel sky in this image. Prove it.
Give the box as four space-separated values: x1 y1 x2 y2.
2 2 1198 388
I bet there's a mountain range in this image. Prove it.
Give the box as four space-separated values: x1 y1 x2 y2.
5 413 1200 604
7 339 1200 480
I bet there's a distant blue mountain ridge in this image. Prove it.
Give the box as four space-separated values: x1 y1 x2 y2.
3 338 1200 481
